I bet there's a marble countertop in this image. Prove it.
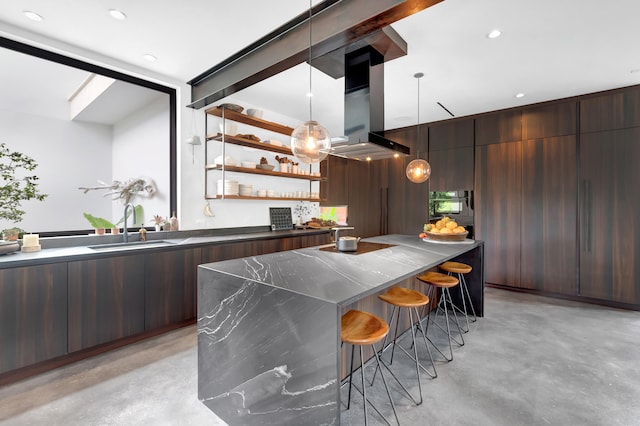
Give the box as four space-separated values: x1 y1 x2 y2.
199 234 483 306
0 228 330 269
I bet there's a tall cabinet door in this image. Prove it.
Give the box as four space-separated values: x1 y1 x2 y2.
580 128 640 304
475 141 522 286
521 136 577 294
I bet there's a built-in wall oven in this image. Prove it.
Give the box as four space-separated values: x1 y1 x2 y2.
429 190 474 237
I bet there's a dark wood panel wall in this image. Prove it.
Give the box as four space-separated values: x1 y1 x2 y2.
322 125 428 237
322 83 640 309
580 85 640 133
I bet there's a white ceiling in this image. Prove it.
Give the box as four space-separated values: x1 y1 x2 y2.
1 0 640 136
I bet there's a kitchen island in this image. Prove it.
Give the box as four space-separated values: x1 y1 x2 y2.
197 234 484 425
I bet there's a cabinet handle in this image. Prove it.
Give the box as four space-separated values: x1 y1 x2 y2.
582 180 592 252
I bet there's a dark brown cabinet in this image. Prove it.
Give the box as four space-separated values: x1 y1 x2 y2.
475 141 522 287
579 128 640 304
144 248 202 329
67 255 145 352
580 87 640 133
428 119 474 191
0 264 67 374
521 135 577 294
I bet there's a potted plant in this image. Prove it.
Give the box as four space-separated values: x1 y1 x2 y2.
83 205 143 235
0 143 48 230
2 227 24 241
151 214 165 231
83 213 117 235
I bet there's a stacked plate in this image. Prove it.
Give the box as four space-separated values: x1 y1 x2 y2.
217 179 239 196
239 184 253 197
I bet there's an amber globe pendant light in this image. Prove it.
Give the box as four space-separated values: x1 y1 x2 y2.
406 72 431 183
291 0 331 164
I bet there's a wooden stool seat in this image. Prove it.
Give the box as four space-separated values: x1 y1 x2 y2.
378 286 430 308
439 261 472 274
341 310 389 345
418 271 459 288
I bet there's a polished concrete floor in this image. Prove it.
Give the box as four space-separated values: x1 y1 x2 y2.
1 288 639 425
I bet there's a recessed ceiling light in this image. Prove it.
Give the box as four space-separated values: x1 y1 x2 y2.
108 9 127 20
515 93 525 98
487 29 502 39
23 10 43 21
142 54 157 62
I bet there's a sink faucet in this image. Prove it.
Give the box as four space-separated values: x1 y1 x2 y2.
123 203 136 243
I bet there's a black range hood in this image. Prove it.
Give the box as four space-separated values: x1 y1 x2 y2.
320 36 410 161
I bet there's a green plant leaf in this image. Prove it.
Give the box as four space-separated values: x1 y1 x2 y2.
115 204 144 226
83 212 116 229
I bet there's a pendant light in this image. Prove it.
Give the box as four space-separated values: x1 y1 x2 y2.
406 72 431 183
291 0 331 164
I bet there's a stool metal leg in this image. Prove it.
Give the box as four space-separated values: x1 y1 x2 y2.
445 271 476 333
342 342 400 426
459 272 477 323
424 286 464 362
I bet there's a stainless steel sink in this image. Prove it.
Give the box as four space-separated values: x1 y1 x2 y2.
88 240 176 251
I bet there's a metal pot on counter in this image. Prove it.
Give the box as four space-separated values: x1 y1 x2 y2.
332 227 361 252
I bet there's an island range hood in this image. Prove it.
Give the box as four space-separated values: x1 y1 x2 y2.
326 45 411 161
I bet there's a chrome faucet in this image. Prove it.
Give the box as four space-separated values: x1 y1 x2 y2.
123 203 136 243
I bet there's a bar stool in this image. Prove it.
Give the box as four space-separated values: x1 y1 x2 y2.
375 287 437 405
341 309 400 426
417 272 464 362
439 261 476 333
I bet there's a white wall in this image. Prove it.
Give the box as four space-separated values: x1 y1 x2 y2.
179 99 321 230
0 107 112 233
111 95 170 227
1 28 324 233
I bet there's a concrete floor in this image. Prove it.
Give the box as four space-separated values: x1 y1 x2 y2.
1 287 639 425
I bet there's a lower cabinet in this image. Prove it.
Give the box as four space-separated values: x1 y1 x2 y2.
0 232 331 381
67 255 145 352
144 248 202 330
0 264 67 374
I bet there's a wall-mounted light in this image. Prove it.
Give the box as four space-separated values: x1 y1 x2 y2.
406 72 431 183
291 0 331 164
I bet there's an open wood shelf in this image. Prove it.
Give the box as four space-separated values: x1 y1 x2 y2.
206 133 293 155
205 195 325 202
205 165 326 181
205 106 295 136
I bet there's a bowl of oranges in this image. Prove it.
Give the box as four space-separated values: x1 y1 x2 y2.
420 216 468 241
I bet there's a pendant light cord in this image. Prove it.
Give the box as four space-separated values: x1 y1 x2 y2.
414 72 423 159
308 0 313 122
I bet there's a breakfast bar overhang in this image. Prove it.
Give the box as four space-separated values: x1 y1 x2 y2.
197 234 484 425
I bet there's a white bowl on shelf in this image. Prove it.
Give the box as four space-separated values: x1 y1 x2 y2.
241 161 256 169
214 155 237 166
246 109 263 118
218 122 238 136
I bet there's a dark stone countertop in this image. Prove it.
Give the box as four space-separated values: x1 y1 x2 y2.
0 228 330 269
199 234 483 306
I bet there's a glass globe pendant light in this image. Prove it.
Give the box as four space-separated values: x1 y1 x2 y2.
406 72 431 183
291 0 331 164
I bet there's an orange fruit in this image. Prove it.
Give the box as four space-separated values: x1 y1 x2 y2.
440 227 453 234
446 221 458 229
